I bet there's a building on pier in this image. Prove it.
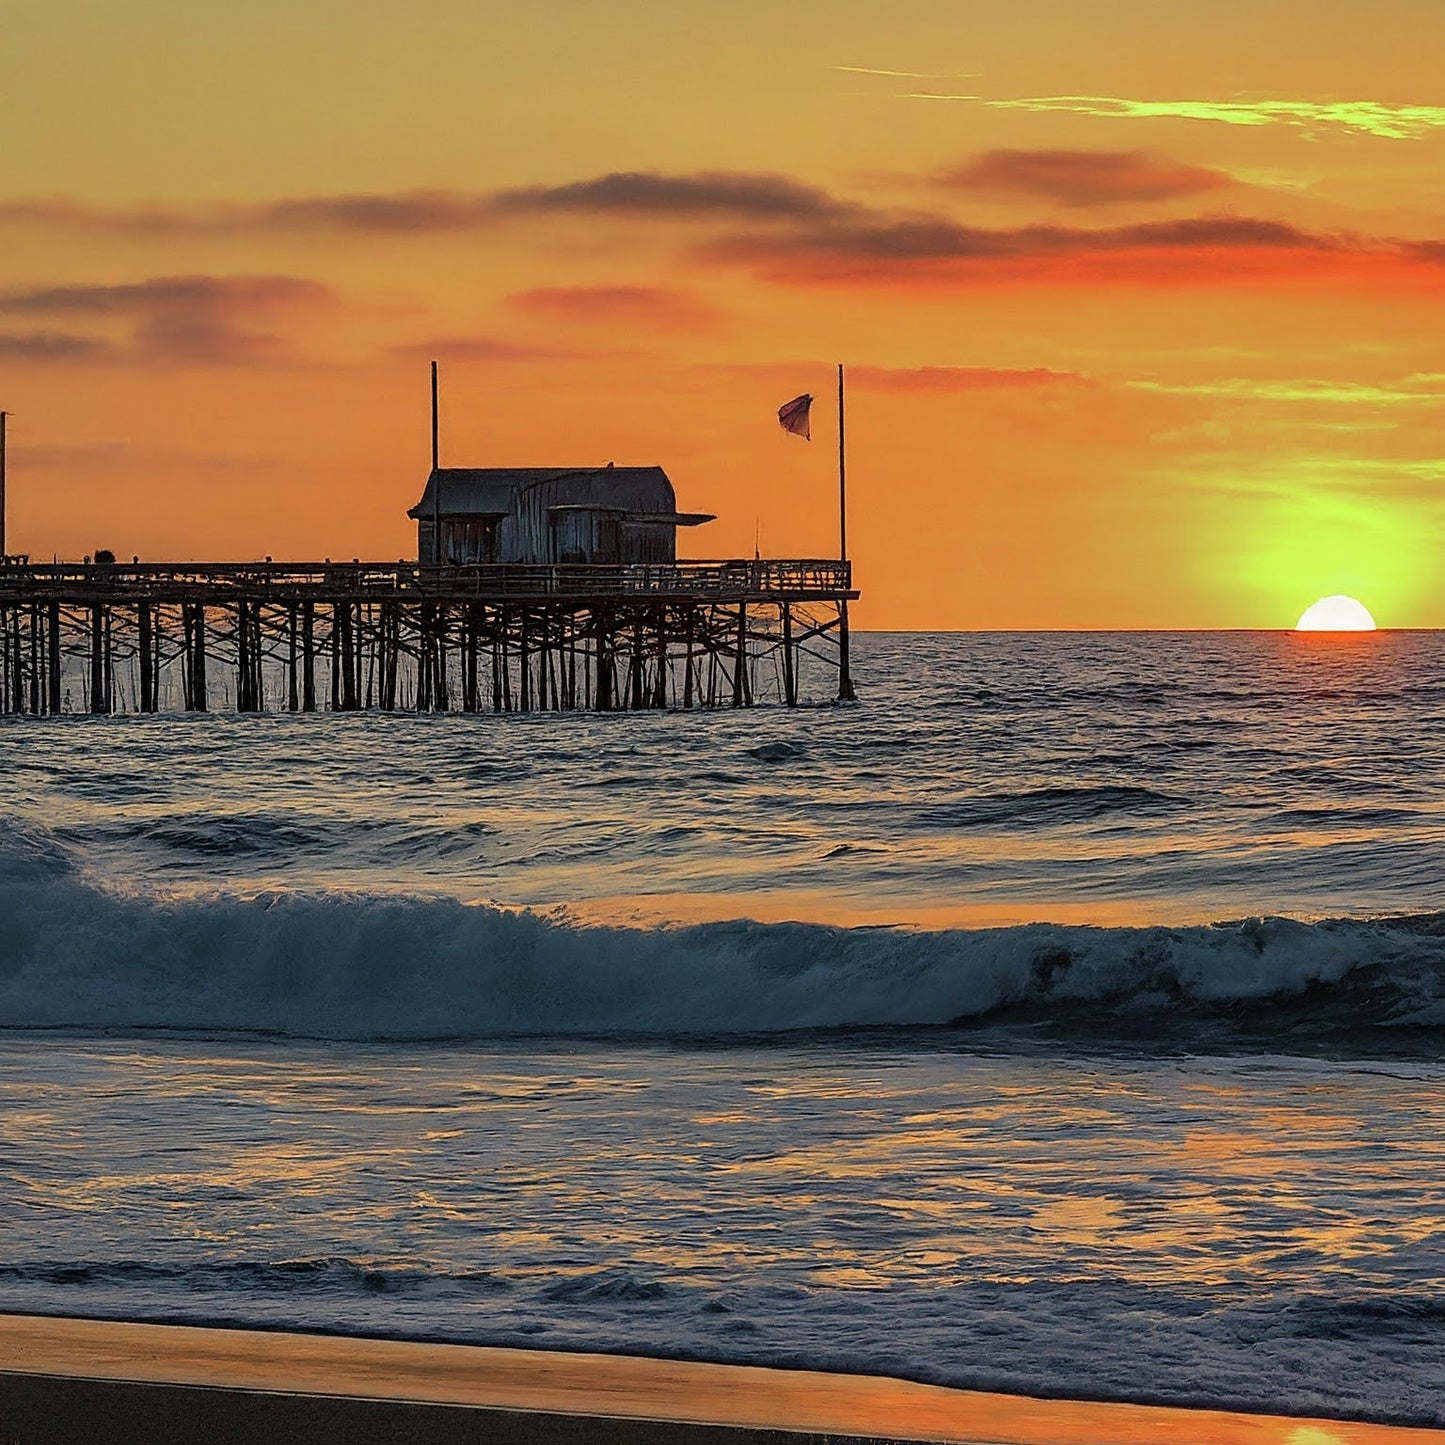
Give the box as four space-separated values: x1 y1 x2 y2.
409 466 715 566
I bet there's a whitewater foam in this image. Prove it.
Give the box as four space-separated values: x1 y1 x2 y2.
3 829 1443 1040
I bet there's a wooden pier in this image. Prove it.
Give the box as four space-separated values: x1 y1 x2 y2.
0 558 857 715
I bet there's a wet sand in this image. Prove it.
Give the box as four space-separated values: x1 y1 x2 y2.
0 1314 1439 1444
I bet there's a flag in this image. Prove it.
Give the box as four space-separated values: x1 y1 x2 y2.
777 393 812 440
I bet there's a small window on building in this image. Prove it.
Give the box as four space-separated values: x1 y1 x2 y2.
442 517 501 564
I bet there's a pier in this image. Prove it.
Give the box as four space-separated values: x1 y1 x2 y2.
0 363 864 716
0 557 856 715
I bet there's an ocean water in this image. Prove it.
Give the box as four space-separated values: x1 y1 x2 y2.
2 631 1443 1424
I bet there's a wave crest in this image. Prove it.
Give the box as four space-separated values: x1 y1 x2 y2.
2 827 1443 1039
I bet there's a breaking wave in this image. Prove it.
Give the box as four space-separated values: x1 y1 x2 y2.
3 826 1444 1042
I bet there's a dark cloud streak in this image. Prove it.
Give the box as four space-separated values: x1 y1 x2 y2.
0 171 855 238
0 333 113 361
493 171 853 222
5 170 1443 301
705 215 1341 265
0 275 332 314
0 274 335 366
939 149 1235 207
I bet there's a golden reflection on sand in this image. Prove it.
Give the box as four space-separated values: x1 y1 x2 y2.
0 1315 1437 1445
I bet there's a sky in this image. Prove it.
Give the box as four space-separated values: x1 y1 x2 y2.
3 0 1445 628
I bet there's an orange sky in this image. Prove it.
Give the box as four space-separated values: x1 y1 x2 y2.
4 0 1445 628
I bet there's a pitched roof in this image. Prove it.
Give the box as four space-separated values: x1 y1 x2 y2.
407 466 671 519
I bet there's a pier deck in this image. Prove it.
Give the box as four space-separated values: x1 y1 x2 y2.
0 559 857 715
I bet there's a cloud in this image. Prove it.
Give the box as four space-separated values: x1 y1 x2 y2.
0 199 126 228
905 93 1445 141
698 206 1445 289
939 149 1235 207
1181 452 1445 508
0 172 857 239
8 176 1437 304
699 213 1369 284
1129 376 1445 405
492 171 852 223
0 193 497 236
0 332 113 361
259 193 498 233
0 274 335 365
833 65 979 80
849 365 1091 391
0 274 331 315
0 194 497 237
507 285 724 330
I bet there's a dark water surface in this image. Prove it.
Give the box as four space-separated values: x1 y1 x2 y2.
2 632 1443 1422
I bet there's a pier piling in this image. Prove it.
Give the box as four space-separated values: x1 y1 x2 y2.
0 560 856 716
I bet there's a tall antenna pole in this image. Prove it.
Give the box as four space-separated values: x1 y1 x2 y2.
836 364 855 701
837 364 847 562
430 361 441 566
430 360 440 472
0 410 7 560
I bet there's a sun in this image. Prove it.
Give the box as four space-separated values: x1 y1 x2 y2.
1295 595 1377 632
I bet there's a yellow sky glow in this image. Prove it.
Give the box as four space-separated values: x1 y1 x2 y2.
3 1 1445 627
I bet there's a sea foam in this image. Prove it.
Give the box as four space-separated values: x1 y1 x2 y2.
3 826 1443 1039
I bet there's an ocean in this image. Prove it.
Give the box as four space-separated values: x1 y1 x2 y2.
2 631 1443 1425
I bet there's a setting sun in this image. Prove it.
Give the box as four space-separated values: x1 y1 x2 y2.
1295 595 1378 632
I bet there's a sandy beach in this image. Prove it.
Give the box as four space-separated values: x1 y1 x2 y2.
1 1314 1440 1445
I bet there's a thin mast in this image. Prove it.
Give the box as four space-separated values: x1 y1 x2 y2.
430 361 440 565
835 364 856 700
430 360 439 472
837 364 847 561
0 409 7 559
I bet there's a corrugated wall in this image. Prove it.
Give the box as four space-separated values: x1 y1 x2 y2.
504 471 677 564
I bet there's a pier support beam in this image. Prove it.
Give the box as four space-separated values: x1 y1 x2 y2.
337 601 357 711
780 602 796 708
138 603 155 713
286 604 299 712
594 607 613 712
302 603 316 712
381 602 399 711
88 605 108 715
732 603 747 708
434 604 449 711
651 609 667 710
837 598 856 703
27 605 41 715
47 603 61 714
184 604 208 712
236 601 259 712
416 603 432 712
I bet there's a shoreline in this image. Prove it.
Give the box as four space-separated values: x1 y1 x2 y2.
2 1314 1441 1444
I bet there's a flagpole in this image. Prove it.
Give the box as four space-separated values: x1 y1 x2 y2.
836 363 855 701
0 409 7 561
430 361 441 567
837 364 846 562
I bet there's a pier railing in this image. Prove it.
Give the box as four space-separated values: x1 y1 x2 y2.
0 558 854 602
